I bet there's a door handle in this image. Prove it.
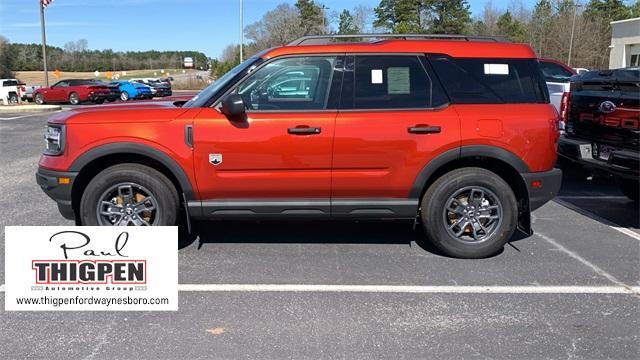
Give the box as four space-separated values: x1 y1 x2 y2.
408 125 441 134
288 126 321 135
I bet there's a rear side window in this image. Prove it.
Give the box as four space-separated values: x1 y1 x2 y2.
3 80 18 87
341 55 448 109
539 61 574 83
428 55 547 104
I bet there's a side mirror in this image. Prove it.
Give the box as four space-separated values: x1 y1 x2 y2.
220 94 246 118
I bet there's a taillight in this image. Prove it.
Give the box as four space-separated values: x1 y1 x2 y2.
559 91 570 122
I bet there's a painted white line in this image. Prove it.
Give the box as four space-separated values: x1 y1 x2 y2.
554 199 640 242
536 232 639 296
176 284 640 295
0 113 46 120
0 283 637 294
558 195 630 200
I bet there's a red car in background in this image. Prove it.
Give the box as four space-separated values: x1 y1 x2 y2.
34 79 111 105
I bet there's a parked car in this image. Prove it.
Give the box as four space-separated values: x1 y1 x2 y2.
19 84 41 102
109 80 153 101
91 81 121 102
130 78 172 97
33 79 111 105
558 68 639 201
539 58 577 113
0 79 22 104
36 34 561 259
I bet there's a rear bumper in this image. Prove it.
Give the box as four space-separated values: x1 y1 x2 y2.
558 136 639 180
36 167 77 220
87 93 109 101
522 168 563 211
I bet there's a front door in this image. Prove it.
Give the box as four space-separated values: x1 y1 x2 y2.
193 55 342 207
331 55 460 216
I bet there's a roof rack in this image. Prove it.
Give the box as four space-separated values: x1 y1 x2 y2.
287 33 509 46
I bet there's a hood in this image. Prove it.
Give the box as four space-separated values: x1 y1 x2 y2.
47 101 186 125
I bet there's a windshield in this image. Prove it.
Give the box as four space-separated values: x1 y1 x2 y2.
183 54 264 108
540 61 574 83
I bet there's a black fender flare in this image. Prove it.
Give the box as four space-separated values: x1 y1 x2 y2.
69 142 195 199
408 145 530 199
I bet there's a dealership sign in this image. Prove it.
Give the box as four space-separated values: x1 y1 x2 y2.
5 226 178 311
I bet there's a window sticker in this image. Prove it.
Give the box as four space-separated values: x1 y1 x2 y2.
387 67 411 94
371 69 383 84
484 63 509 75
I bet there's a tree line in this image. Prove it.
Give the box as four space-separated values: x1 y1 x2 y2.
211 0 639 78
0 37 208 78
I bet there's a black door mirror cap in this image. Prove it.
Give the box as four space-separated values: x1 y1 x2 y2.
220 94 247 121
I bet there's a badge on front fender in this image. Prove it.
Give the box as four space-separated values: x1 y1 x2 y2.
209 153 222 166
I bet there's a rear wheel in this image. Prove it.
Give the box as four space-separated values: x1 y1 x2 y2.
79 164 179 226
120 92 130 101
617 177 639 202
8 92 19 104
35 93 44 104
68 92 80 105
420 167 518 258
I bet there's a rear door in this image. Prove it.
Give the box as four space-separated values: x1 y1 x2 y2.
192 55 343 204
331 54 460 216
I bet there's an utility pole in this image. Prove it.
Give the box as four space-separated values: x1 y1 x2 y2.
567 3 581 67
39 0 49 87
320 5 329 34
239 0 243 63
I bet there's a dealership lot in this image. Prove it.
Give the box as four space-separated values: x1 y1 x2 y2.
1 111 638 359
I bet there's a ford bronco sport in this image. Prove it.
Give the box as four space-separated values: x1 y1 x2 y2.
37 34 562 258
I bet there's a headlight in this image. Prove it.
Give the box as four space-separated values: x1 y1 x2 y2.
44 124 65 156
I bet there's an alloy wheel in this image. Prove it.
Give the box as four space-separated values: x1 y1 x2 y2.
443 186 502 243
96 183 159 226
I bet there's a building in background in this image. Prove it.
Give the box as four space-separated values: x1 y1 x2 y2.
183 57 194 68
609 17 640 69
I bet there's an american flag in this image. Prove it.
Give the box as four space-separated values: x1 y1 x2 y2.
41 0 54 8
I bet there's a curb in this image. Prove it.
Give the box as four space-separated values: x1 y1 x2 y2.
0 105 61 113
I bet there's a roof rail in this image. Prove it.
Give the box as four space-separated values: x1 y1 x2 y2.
287 33 509 46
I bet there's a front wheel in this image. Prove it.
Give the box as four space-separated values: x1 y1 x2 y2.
420 167 518 258
35 93 44 104
68 92 80 105
120 92 130 101
79 164 179 226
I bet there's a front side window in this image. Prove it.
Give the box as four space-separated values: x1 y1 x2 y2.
230 56 337 111
345 55 444 109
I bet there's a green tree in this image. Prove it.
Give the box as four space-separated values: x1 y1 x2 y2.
424 0 472 34
584 0 631 22
295 0 325 35
0 36 16 78
496 11 528 42
630 1 640 17
374 0 471 34
374 0 424 33
338 10 360 34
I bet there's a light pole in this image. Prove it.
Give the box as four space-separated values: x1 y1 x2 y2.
239 0 243 63
320 5 329 33
39 0 49 87
567 3 582 67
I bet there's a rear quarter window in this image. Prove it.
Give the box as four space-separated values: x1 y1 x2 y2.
428 55 548 104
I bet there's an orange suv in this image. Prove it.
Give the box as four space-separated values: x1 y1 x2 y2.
37 34 562 258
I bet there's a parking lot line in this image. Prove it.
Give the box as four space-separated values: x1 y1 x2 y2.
0 113 55 121
3 284 637 295
558 195 630 200
554 199 640 241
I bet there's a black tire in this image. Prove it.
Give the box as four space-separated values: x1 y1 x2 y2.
617 178 639 202
69 92 80 105
79 164 179 226
35 93 44 104
420 167 518 259
8 93 19 104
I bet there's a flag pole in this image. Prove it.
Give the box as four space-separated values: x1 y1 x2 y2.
39 0 49 87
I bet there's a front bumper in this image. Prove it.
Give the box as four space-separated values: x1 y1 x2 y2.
522 168 563 211
36 167 78 220
558 136 639 180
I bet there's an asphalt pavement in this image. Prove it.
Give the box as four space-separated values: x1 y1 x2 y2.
0 110 638 359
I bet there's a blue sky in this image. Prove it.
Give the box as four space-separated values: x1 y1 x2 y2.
3 0 539 58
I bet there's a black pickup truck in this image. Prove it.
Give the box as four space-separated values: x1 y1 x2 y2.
558 68 639 201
